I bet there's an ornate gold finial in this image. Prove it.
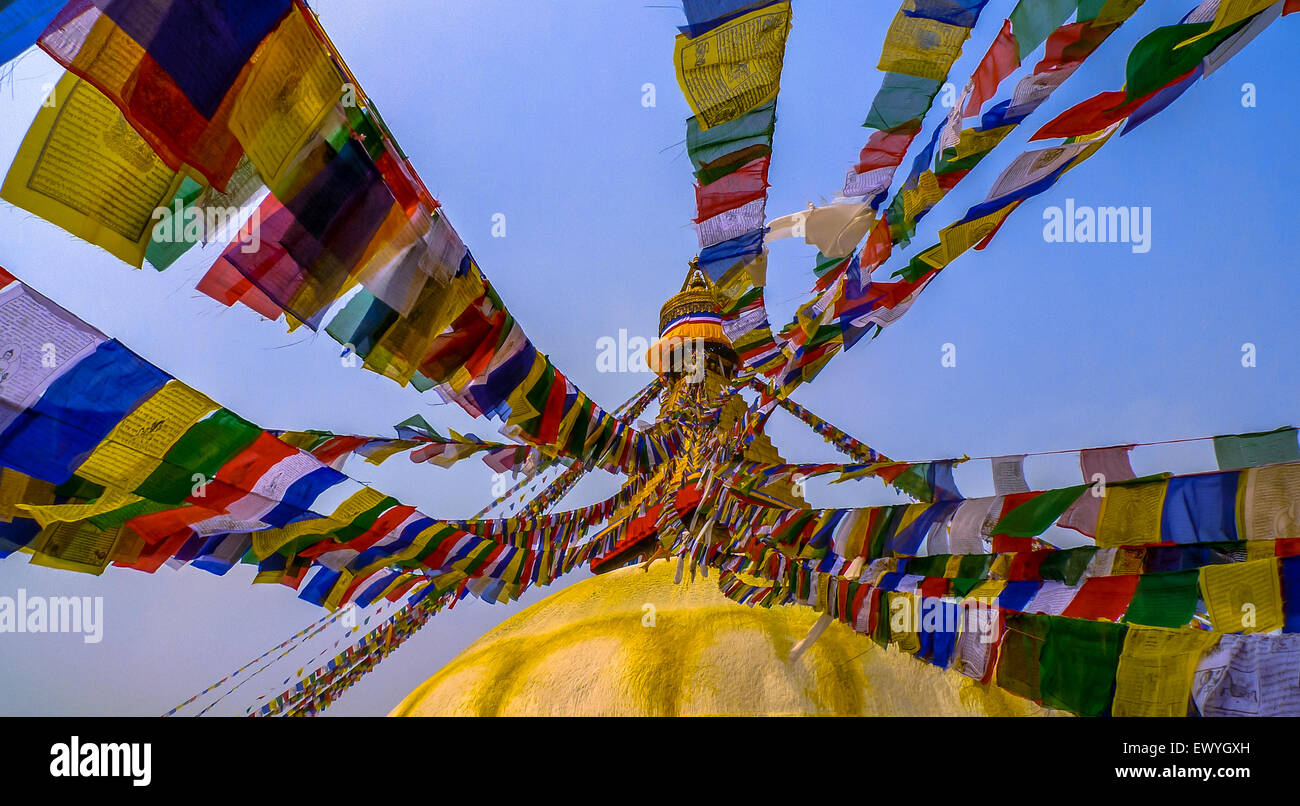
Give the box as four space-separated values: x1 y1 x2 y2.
680 256 711 293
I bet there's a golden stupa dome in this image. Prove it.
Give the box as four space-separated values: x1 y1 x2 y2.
389 559 1055 716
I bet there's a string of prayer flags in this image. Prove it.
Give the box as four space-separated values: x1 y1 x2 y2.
0 0 656 476
0 274 630 610
766 0 1154 396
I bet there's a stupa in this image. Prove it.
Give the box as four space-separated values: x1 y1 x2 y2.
391 262 1053 716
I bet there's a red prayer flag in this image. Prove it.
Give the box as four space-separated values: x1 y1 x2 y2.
856 128 916 173
1029 68 1194 140
537 370 569 445
992 535 1035 553
1060 575 1140 621
694 157 770 221
964 20 1019 117
919 576 950 600
1035 21 1111 75
187 432 298 508
859 215 893 271
1276 538 1300 557
198 257 286 321
1008 549 1052 581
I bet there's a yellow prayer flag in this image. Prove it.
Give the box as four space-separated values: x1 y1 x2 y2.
1241 463 1300 541
935 203 1015 265
1112 625 1219 717
877 7 970 82
1 74 183 267
323 568 355 610
954 124 1015 160
888 592 921 655
28 520 123 575
361 440 421 466
1093 0 1147 26
901 172 944 223
1247 540 1277 561
944 555 965 578
965 580 1007 599
914 243 949 271
1199 557 1283 634
504 351 549 429
987 553 1014 580
0 469 56 522
1096 479 1168 548
18 487 141 529
1175 0 1276 49
673 2 792 130
75 382 219 491
228 5 345 191
1110 547 1148 576
895 502 930 539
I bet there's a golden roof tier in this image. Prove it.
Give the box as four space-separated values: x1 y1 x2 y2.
647 259 739 377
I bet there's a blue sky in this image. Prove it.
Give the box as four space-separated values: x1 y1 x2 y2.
0 0 1295 715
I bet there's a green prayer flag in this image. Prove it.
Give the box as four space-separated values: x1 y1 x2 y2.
1121 569 1199 628
1039 546 1097 586
1009 0 1079 61
872 590 892 647
892 253 935 283
950 576 984 597
687 100 777 171
1124 20 1247 103
55 476 106 500
1213 427 1300 471
136 409 263 504
812 252 844 279
146 177 207 271
1075 0 1108 21
88 498 173 530
997 612 1049 703
993 484 1088 537
906 554 948 577
864 73 942 131
957 554 992 579
1039 618 1127 716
